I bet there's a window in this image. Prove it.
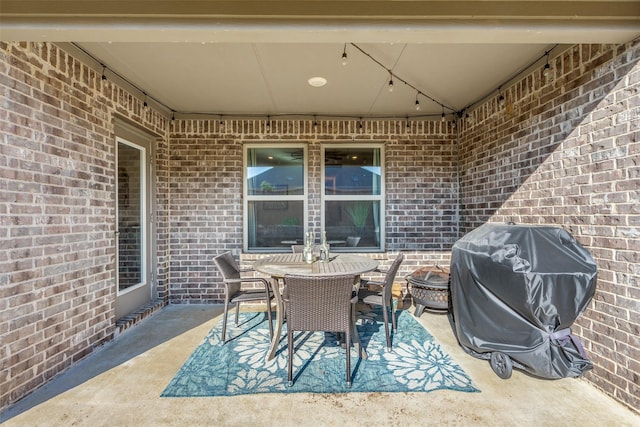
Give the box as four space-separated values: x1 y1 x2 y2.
244 144 307 251
322 145 385 251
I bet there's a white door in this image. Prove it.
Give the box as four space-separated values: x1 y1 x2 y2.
114 121 155 320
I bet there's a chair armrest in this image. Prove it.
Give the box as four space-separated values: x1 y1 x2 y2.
223 277 270 286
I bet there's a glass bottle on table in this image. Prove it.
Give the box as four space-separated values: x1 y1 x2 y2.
303 231 314 263
319 231 330 262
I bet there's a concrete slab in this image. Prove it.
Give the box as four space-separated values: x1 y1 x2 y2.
2 304 638 426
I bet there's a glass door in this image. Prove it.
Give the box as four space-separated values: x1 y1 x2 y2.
115 133 153 320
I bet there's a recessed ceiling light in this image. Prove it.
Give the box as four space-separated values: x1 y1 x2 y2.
308 77 327 87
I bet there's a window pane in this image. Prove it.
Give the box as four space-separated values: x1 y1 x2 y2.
247 147 304 196
248 201 304 249
118 141 143 290
324 200 381 248
324 147 381 196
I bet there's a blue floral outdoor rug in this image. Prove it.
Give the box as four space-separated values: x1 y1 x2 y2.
161 309 479 396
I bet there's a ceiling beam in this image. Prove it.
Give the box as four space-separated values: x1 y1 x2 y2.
1 1 639 43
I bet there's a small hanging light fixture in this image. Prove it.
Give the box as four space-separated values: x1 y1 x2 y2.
341 43 348 66
543 51 552 82
388 71 394 92
171 111 175 122
415 93 421 111
101 65 107 81
498 86 505 109
143 93 148 109
266 115 271 132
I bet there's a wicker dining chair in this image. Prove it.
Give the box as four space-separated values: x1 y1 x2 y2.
357 252 404 351
283 273 360 387
213 251 274 343
291 244 321 254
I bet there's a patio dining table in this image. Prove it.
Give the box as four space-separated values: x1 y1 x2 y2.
254 253 378 361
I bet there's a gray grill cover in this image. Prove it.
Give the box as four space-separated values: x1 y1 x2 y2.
449 223 597 379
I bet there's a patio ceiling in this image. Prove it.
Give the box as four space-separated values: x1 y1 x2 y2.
1 1 639 119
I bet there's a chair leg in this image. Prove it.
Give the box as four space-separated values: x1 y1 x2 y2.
265 286 274 339
382 304 391 350
234 302 240 325
391 301 397 332
287 329 294 387
221 300 230 342
351 302 367 360
346 328 352 388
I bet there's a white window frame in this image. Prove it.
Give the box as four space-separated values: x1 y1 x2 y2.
115 136 148 295
243 143 308 252
321 143 385 252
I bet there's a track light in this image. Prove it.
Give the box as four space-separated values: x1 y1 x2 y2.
388 71 394 92
415 93 421 111
341 43 348 66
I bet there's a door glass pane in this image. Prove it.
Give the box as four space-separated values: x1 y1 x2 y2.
118 142 144 290
247 147 304 195
324 200 381 248
248 200 304 250
324 147 381 196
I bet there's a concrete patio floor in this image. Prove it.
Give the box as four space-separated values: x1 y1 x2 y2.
2 302 638 426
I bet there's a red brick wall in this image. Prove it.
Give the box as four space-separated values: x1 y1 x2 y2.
458 41 639 412
0 42 170 409
168 119 458 303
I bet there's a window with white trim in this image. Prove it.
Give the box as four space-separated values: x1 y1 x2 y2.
244 144 307 252
322 144 385 251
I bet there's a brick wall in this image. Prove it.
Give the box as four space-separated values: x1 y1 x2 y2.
168 119 458 303
0 42 169 410
458 41 639 411
2 38 638 414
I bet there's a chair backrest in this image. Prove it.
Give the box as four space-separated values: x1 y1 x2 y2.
380 253 404 304
291 244 319 254
284 274 356 333
213 252 242 293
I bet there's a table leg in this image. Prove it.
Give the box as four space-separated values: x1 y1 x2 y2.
266 277 284 361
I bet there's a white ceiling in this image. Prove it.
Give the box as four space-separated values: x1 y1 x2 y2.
75 42 557 118
2 1 639 119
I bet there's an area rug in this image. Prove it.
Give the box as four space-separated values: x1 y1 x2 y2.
161 309 479 396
